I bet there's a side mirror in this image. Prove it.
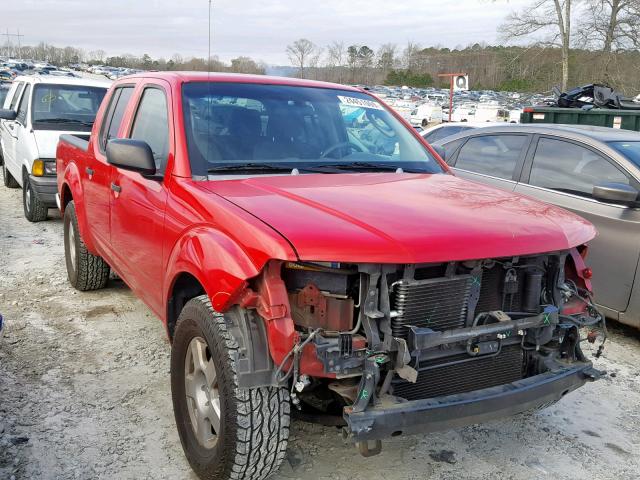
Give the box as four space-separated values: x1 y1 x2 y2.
592 182 638 205
432 144 446 162
106 139 156 176
0 108 17 121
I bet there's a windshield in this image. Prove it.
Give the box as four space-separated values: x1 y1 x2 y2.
182 82 442 176
31 84 107 131
608 141 640 168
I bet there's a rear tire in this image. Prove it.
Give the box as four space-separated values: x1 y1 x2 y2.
23 174 48 222
64 201 110 291
2 162 19 188
171 297 290 480
421 118 429 128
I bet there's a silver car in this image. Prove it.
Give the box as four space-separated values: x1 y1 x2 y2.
434 124 640 329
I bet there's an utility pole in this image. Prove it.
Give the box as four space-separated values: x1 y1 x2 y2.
437 72 467 122
2 29 24 59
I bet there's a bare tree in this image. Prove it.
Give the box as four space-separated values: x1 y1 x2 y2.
326 41 346 82
500 0 573 90
578 0 640 51
376 43 397 78
230 56 266 74
286 38 317 78
89 49 106 63
402 42 422 71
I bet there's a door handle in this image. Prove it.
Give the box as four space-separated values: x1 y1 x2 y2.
85 167 94 179
110 182 121 198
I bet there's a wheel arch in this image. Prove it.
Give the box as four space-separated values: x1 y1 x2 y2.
60 162 97 252
60 181 73 211
166 272 206 341
164 226 265 340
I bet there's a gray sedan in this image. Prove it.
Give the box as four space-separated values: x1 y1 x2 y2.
434 124 640 329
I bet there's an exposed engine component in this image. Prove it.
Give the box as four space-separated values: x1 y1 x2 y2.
274 251 604 456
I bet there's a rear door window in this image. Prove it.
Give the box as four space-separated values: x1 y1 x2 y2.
99 86 134 152
129 87 170 172
528 137 631 198
454 134 528 180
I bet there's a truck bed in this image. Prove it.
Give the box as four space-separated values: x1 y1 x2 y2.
59 133 91 153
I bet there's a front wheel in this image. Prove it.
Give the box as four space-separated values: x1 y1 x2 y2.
23 175 48 222
2 162 19 188
171 297 290 480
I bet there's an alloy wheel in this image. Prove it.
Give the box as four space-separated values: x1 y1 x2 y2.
184 336 220 449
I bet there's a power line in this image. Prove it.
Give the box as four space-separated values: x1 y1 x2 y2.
2 29 25 58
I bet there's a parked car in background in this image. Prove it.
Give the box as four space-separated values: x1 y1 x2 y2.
409 102 443 127
434 124 640 328
0 75 109 221
56 72 604 480
0 70 16 82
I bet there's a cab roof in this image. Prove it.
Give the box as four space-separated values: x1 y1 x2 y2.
118 71 362 92
13 74 111 89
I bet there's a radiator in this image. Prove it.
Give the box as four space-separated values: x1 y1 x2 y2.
392 345 524 400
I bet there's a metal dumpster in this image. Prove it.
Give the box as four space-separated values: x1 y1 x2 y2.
520 107 640 132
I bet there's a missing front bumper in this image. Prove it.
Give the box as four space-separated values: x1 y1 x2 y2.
343 363 601 442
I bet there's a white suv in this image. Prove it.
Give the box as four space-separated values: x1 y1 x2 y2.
0 75 109 221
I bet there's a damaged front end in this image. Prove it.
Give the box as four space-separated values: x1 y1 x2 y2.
235 249 606 456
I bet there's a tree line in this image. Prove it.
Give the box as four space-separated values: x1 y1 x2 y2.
285 38 640 94
4 42 266 75
286 0 640 93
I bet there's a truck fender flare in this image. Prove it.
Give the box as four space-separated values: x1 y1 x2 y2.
61 163 97 253
164 226 262 315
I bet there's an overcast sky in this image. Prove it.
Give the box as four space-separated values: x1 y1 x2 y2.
2 0 531 65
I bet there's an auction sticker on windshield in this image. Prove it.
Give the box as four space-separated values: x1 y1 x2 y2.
338 95 384 111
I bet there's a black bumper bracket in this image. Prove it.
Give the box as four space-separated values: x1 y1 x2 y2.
343 363 598 442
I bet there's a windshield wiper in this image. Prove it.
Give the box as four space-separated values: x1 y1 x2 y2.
207 163 301 173
314 161 407 172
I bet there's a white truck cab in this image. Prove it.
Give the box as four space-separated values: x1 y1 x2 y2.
0 75 109 221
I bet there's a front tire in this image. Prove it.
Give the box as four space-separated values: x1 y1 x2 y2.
23 175 48 222
64 201 110 291
171 297 290 480
2 162 19 188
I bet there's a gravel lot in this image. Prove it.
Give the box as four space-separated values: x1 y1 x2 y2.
1 171 639 480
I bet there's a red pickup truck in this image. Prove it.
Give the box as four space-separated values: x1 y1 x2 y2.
56 72 605 480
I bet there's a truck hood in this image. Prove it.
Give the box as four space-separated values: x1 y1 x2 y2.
205 173 596 264
34 130 90 159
